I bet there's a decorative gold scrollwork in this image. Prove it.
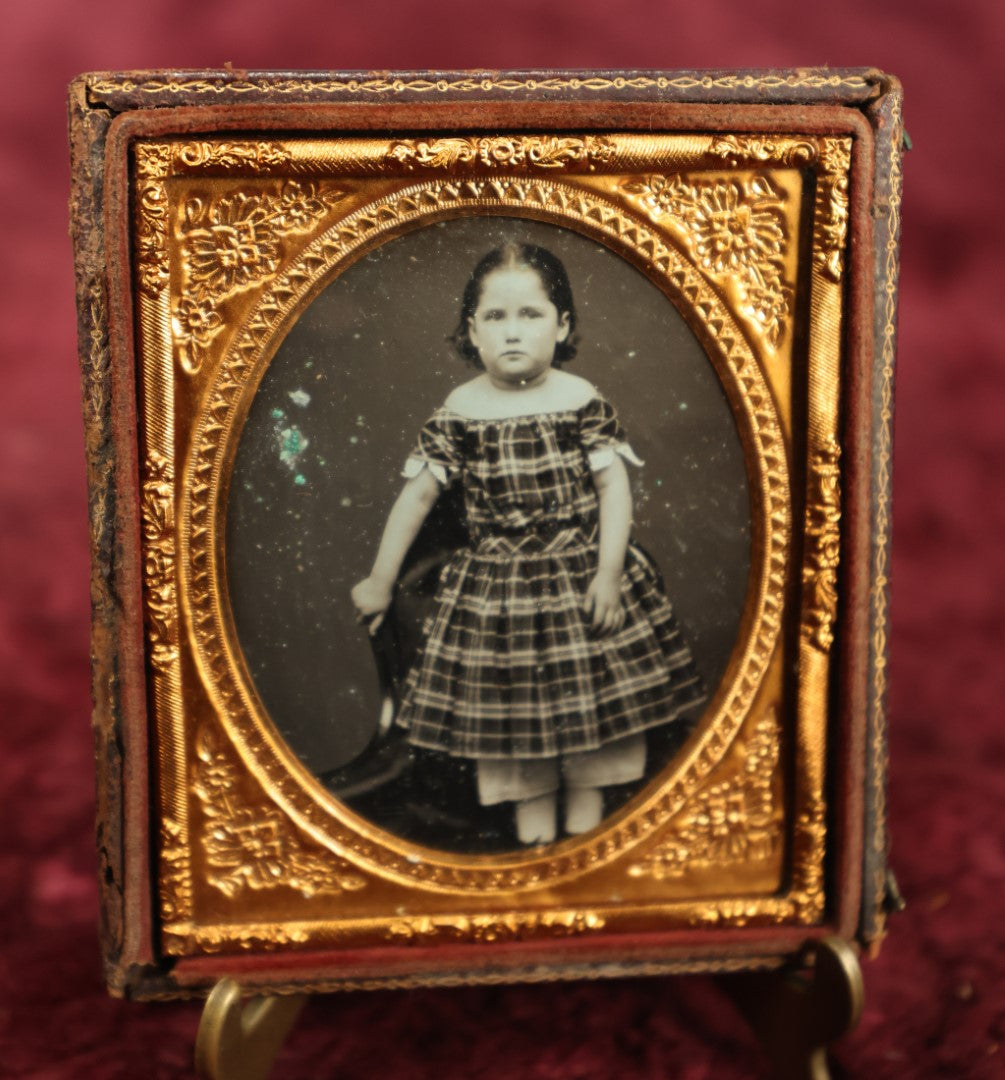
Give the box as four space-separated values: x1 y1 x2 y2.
708 134 818 167
802 436 842 652
622 174 792 349
389 135 617 171
627 709 782 880
134 144 171 296
814 139 852 282
159 817 193 924
174 182 342 374
89 72 873 101
176 141 293 171
163 923 311 955
193 726 368 900
181 176 791 894
386 911 606 945
141 450 178 674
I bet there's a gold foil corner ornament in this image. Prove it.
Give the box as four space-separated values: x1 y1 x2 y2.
621 173 792 350
174 182 344 374
194 726 369 900
627 709 783 881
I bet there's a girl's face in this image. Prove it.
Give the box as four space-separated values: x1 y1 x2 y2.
468 267 570 387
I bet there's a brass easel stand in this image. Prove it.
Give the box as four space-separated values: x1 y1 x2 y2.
724 936 865 1080
194 937 863 1080
195 978 307 1080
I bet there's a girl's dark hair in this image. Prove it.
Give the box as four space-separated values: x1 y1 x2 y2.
450 242 579 367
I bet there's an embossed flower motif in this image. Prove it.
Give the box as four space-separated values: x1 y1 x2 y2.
197 755 239 798
621 175 686 218
817 529 841 570
524 137 586 169
143 545 173 583
174 296 223 346
479 137 522 167
745 280 791 347
470 917 518 944
691 182 785 275
205 810 284 876
274 182 329 231
186 194 280 295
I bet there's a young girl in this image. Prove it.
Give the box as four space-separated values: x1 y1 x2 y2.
351 242 705 845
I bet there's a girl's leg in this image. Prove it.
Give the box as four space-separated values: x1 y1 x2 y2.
476 759 559 845
564 786 603 834
515 792 558 844
562 734 647 836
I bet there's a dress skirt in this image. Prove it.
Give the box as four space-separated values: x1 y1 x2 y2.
395 522 706 762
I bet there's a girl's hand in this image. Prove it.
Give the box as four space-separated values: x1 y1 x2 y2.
583 571 625 635
350 577 393 634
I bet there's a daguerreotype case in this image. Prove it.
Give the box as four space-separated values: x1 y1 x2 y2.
69 69 903 999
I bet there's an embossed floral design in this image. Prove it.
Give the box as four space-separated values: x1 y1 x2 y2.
177 141 292 171
185 194 282 295
186 925 310 954
622 174 792 349
689 181 785 275
628 710 782 880
390 137 478 168
135 172 171 294
171 180 341 374
814 139 852 283
203 810 286 895
802 437 842 651
194 726 368 899
274 182 331 230
159 817 193 923
390 135 616 171
708 135 818 168
386 911 605 945
141 451 178 673
173 296 224 375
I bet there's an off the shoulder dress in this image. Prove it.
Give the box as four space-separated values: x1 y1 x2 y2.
395 394 705 766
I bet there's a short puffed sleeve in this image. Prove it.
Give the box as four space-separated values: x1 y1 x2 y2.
402 409 464 486
578 395 645 472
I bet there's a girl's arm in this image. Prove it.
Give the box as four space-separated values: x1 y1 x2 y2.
584 455 632 634
351 468 442 631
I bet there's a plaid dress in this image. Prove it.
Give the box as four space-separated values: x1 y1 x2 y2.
396 394 705 762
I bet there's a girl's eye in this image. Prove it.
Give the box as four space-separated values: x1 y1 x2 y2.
520 308 543 318
483 310 503 321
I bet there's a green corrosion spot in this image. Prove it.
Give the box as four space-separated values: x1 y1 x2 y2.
294 474 307 486
271 407 285 420
278 425 309 468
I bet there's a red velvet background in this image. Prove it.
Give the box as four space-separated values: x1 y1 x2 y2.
2 2 1003 1077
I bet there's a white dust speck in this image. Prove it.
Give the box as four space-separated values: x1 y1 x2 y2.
288 389 311 407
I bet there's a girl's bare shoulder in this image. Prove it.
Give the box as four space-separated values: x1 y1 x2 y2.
548 369 598 410
444 375 490 414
